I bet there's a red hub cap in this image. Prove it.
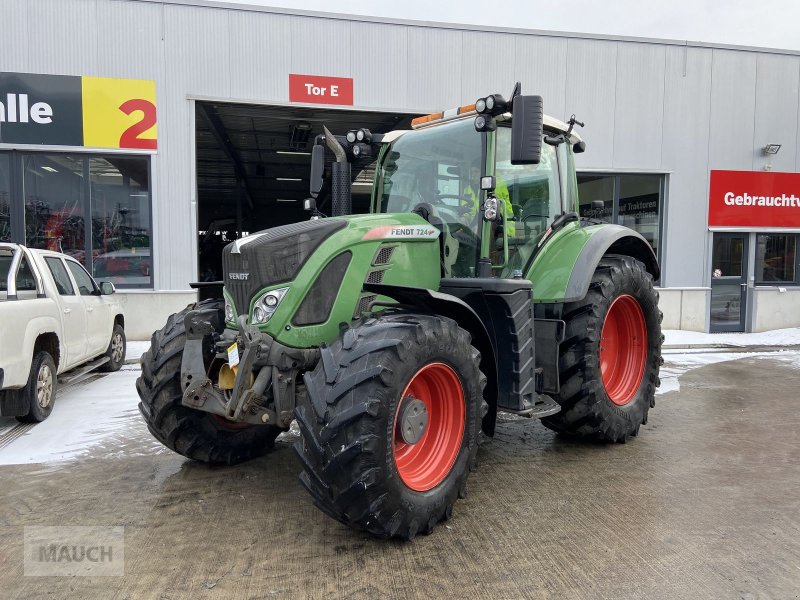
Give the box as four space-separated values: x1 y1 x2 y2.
600 294 648 406
393 363 465 492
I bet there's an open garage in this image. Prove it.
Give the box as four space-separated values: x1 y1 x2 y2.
195 102 413 281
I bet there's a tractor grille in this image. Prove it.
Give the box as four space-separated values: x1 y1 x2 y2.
222 218 346 314
354 294 376 319
365 269 385 284
372 245 395 266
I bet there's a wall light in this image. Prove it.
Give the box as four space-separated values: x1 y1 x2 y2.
763 144 782 155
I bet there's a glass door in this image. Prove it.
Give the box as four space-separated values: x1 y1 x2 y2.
710 233 748 332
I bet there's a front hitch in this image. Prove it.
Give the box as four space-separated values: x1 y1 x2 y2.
180 307 319 427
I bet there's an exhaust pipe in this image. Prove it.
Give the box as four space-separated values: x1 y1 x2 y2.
323 125 351 216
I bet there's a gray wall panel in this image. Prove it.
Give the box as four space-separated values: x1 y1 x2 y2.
753 53 799 173
513 36 568 121
566 38 618 168
229 12 293 102
407 27 462 111
661 46 713 287
460 31 516 105
349 21 409 110
0 0 30 72
160 6 233 287
96 1 164 80
163 5 231 97
25 0 98 75
708 49 757 170
613 43 665 167
288 16 352 81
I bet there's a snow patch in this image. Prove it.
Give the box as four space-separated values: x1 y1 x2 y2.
664 327 800 348
658 349 800 395
0 370 169 465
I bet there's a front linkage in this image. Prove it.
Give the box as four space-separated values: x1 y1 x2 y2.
179 305 318 428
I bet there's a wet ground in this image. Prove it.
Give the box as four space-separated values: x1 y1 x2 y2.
1 352 799 599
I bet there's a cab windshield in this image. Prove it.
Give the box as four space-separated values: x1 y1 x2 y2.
378 118 484 276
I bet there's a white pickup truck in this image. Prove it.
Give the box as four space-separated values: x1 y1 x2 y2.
0 243 126 422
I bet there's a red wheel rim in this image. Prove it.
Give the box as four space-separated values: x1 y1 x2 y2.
393 363 465 492
600 294 648 406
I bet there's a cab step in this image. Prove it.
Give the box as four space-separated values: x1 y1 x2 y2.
58 356 110 386
500 394 561 419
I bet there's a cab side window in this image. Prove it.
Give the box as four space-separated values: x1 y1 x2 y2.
495 126 562 275
16 257 38 293
66 260 98 296
45 257 75 296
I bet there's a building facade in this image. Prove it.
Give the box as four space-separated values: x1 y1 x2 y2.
1 0 799 338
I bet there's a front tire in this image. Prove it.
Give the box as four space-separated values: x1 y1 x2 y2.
136 299 282 465
542 255 662 442
295 314 486 540
16 351 57 423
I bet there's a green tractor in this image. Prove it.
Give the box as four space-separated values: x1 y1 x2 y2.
137 84 662 540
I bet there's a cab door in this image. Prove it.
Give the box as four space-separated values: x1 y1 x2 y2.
42 256 87 369
65 259 109 357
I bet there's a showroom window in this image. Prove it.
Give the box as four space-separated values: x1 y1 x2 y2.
1 152 11 242
3 151 152 288
756 234 798 284
577 173 664 260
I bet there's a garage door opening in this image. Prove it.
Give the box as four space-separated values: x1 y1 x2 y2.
195 102 414 281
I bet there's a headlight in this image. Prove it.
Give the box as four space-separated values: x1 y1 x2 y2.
251 287 289 324
484 197 498 221
224 298 236 323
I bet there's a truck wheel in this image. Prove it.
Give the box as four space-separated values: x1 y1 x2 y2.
542 255 662 442
99 324 126 372
16 351 58 423
295 313 486 540
136 299 281 465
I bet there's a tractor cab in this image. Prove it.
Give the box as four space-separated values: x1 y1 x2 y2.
308 85 585 284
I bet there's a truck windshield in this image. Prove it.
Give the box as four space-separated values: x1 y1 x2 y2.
378 118 484 277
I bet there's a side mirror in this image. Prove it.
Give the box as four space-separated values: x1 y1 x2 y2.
309 144 325 199
100 281 116 295
511 95 543 165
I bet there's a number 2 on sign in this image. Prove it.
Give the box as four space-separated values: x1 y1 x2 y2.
119 98 157 150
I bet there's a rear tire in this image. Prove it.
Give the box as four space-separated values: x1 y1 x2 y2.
542 255 662 442
16 351 57 423
136 299 282 465
295 313 486 540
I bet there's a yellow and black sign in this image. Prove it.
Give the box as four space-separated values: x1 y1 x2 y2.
0 72 157 150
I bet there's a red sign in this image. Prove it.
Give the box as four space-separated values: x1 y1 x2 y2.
289 74 353 106
709 170 800 228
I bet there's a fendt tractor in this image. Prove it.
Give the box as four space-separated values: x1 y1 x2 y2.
137 83 662 540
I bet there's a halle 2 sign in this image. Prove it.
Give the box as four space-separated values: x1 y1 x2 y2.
289 74 353 106
0 72 157 150
709 170 800 229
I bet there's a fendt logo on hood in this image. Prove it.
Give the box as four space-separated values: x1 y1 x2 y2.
228 272 250 280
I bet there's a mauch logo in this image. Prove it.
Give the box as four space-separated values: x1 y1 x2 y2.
228 272 250 280
24 526 124 576
38 544 113 563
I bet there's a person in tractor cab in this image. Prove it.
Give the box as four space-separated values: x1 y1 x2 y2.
463 162 515 238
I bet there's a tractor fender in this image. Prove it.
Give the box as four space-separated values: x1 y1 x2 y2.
363 282 499 437
563 225 660 303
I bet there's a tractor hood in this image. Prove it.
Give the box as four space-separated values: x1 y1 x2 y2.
222 213 442 348
223 218 347 315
